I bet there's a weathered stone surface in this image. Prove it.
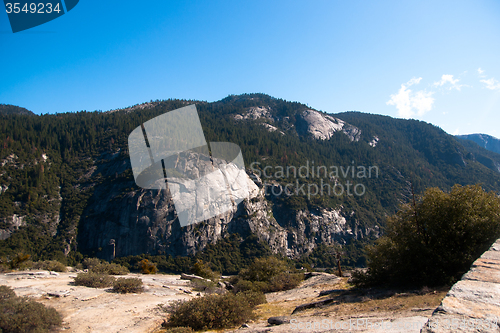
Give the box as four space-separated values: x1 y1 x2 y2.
421 239 500 332
6 271 51 277
1 271 194 333
180 273 209 282
234 106 274 121
268 316 291 325
0 214 27 240
234 106 363 142
47 290 70 297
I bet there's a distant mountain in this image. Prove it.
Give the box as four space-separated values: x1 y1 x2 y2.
0 104 35 116
1 93 500 267
455 136 500 174
456 134 500 155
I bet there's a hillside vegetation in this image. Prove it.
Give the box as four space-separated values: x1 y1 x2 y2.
353 184 500 287
0 94 499 268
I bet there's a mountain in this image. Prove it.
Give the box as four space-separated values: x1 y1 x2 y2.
455 136 500 174
456 133 500 155
0 104 35 116
1 94 499 266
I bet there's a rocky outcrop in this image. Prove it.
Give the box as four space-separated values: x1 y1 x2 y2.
233 106 362 142
0 214 26 240
421 239 500 332
296 110 361 141
234 106 274 121
369 136 379 147
268 316 291 325
261 123 284 135
0 153 18 167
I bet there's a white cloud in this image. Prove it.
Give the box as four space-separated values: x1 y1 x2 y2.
452 128 459 135
477 68 487 79
407 77 422 85
386 77 435 118
480 77 500 90
433 74 463 90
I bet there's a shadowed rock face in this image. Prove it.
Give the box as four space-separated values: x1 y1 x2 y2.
76 151 361 260
421 239 500 333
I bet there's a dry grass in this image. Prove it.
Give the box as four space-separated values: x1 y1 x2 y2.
329 292 443 316
154 275 448 333
254 301 301 318
255 282 446 321
297 287 448 318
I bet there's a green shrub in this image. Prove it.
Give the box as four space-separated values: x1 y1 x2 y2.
239 257 289 282
82 257 102 270
232 256 304 293
5 253 31 270
32 260 67 272
105 263 129 275
232 279 268 293
0 285 62 333
0 263 10 273
81 258 129 275
266 273 303 292
0 285 16 301
189 279 221 294
236 290 267 307
18 259 33 271
191 259 218 280
112 277 143 293
139 259 157 274
90 262 129 275
166 292 254 330
354 185 500 288
73 272 116 288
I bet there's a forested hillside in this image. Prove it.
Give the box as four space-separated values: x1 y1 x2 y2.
1 94 499 269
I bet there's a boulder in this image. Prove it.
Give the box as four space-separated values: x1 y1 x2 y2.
267 316 291 325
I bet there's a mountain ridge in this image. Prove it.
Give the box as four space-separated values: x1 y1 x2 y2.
456 133 500 155
0 104 35 116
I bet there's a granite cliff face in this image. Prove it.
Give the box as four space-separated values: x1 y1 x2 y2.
233 106 363 142
77 151 363 260
296 110 362 141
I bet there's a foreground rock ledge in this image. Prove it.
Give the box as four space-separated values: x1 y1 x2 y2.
421 239 500 333
0 272 193 333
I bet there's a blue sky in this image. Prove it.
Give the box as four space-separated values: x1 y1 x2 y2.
1 1 500 137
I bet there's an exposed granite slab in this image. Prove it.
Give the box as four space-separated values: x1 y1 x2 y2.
421 239 500 332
